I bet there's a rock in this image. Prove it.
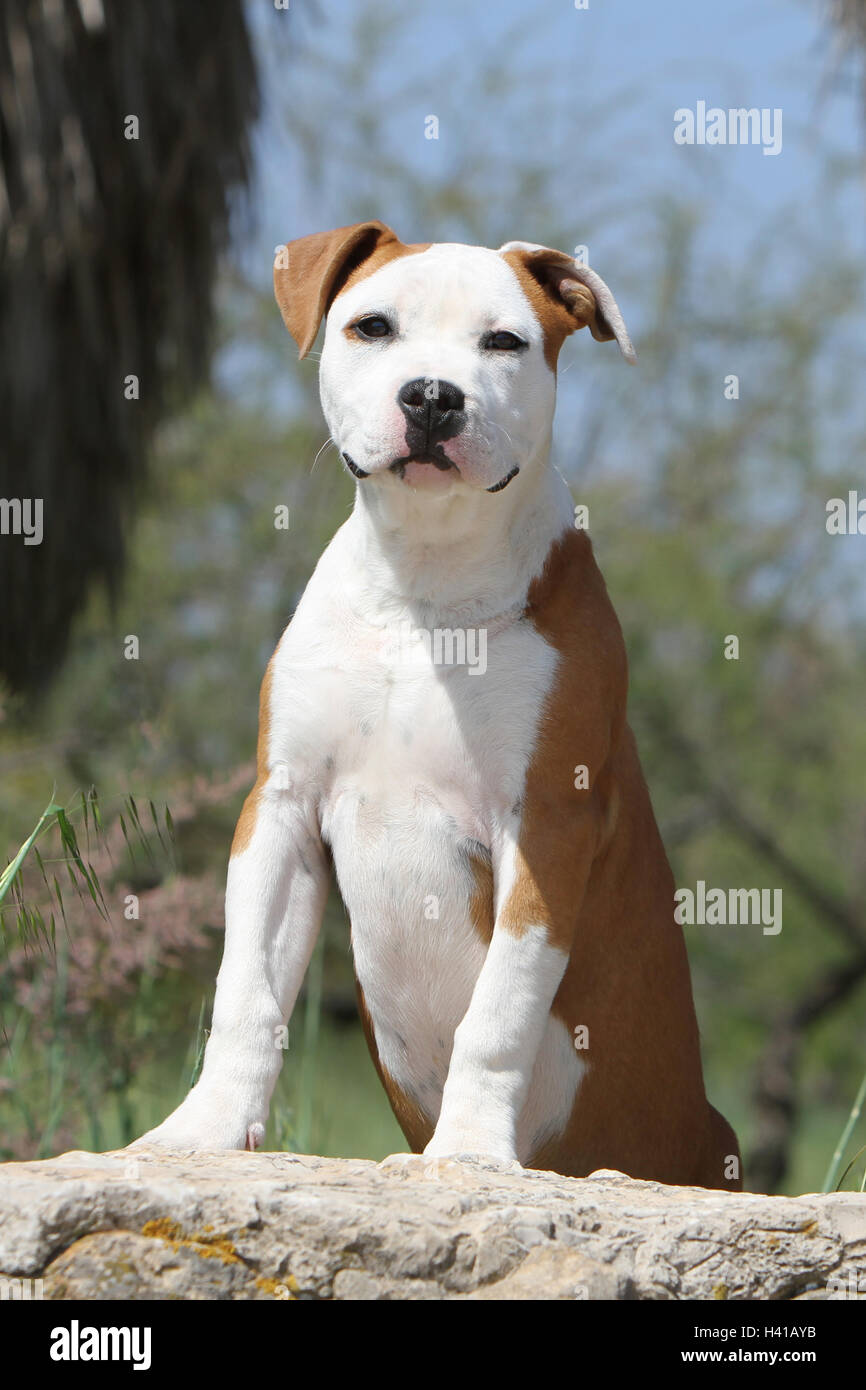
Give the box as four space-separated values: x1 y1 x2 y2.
0 1149 863 1300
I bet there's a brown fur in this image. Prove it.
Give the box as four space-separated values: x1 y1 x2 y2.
502 248 610 370
501 531 741 1190
230 657 274 856
274 220 430 359
357 982 433 1152
468 847 495 945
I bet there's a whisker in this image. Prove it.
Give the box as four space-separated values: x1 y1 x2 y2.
488 419 515 448
311 436 337 473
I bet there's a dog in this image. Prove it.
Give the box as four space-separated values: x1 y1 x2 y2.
136 221 741 1190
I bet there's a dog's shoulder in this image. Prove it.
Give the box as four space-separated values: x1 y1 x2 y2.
527 527 628 712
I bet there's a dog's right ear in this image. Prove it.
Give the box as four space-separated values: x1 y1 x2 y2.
274 221 401 359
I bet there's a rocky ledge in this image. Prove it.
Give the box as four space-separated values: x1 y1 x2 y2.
0 1150 863 1300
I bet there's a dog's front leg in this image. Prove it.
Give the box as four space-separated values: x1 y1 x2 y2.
423 918 569 1165
133 791 329 1151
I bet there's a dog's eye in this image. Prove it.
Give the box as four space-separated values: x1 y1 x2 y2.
353 315 392 340
483 330 527 351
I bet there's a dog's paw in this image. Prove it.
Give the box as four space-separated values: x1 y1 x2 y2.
378 1150 524 1182
423 1126 522 1171
430 1151 525 1175
128 1090 263 1153
377 1152 453 1181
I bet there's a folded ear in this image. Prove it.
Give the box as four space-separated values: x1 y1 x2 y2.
498 240 636 365
274 220 401 358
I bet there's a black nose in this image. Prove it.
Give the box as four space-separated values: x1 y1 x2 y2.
397 377 466 446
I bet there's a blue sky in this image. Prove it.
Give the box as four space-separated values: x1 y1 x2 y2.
245 0 864 281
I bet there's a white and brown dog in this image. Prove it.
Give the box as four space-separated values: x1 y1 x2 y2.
137 221 741 1190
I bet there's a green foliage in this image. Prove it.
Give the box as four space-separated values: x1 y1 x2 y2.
0 789 163 946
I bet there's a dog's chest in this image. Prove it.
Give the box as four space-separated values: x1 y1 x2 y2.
316 610 555 841
310 611 558 1112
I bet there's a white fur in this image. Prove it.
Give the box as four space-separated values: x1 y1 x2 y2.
426 926 578 1162
135 240 630 1160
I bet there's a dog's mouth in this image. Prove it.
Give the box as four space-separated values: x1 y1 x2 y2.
342 452 370 479
388 451 457 480
341 450 458 484
341 451 520 494
486 466 520 493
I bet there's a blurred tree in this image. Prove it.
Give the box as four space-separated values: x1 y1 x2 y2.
830 0 866 82
0 0 260 694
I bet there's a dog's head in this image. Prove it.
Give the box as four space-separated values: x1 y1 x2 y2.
274 221 634 496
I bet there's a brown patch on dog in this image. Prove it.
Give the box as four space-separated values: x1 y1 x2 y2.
501 252 576 372
502 249 605 372
499 529 625 949
230 656 275 857
339 238 431 300
467 846 495 944
498 528 741 1189
356 982 434 1153
274 220 430 359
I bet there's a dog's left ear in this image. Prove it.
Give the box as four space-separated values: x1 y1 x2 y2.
499 241 636 364
274 220 402 358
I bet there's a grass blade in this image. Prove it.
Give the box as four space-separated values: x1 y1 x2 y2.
822 1068 866 1193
